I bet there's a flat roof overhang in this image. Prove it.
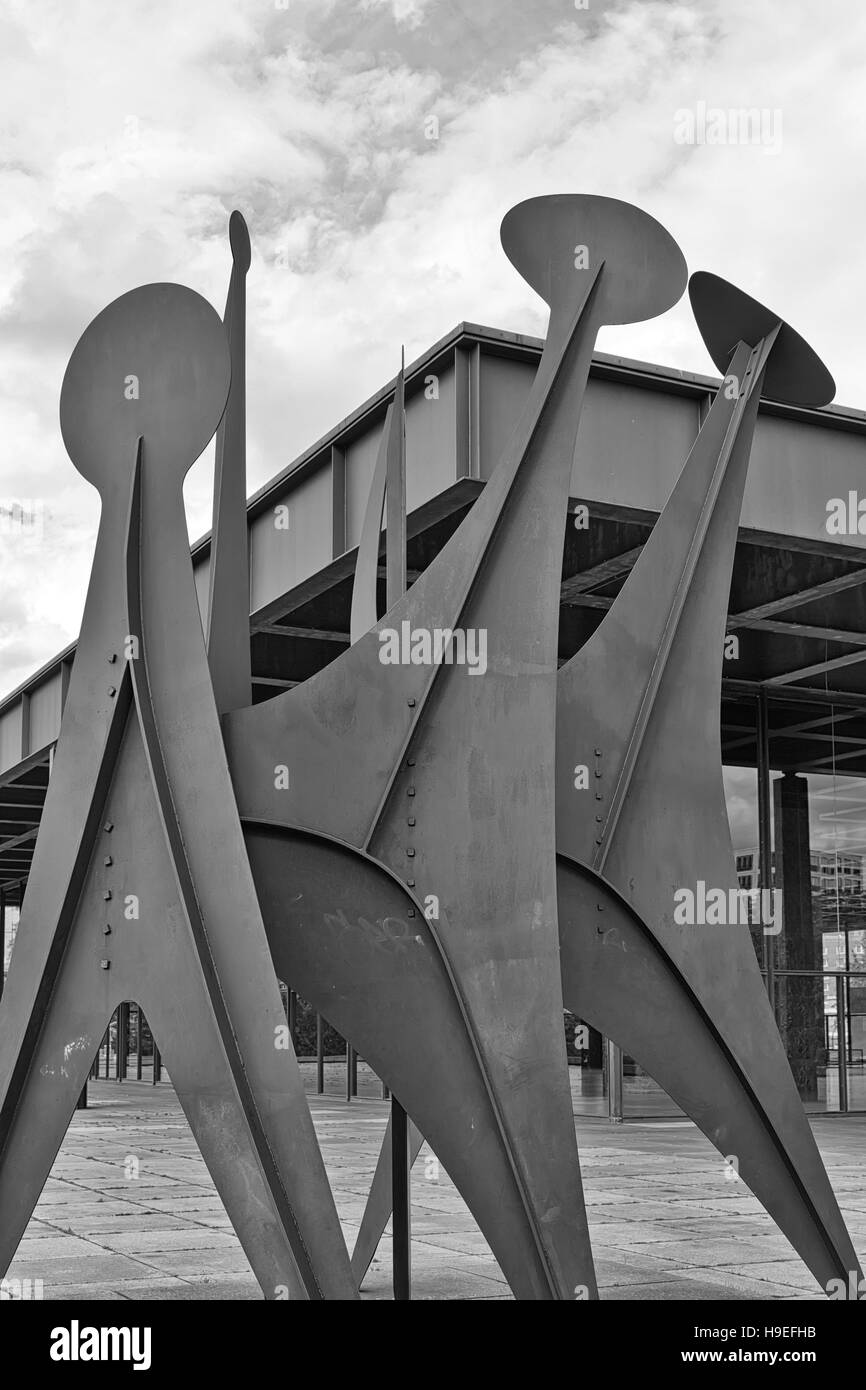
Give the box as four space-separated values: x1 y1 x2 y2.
2 323 866 884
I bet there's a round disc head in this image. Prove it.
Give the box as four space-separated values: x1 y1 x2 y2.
500 194 687 326
60 282 231 491
689 272 835 408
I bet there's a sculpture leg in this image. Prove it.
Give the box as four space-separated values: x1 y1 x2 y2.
557 856 862 1291
0 986 109 1276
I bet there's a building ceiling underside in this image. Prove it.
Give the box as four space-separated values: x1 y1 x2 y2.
5 484 866 885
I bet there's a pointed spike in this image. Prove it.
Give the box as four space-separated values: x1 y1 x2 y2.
385 357 407 612
350 403 391 644
207 212 252 715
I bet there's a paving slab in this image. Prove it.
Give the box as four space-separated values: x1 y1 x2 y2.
4 1081 864 1301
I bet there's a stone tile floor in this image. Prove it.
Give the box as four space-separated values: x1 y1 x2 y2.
7 1066 866 1300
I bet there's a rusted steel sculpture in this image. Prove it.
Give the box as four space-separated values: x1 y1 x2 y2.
223 196 687 1299
555 274 861 1291
0 282 357 1301
351 272 863 1295
2 194 858 1304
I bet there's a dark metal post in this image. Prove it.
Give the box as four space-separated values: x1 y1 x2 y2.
391 1099 411 1300
76 1084 88 1110
316 1013 324 1094
152 1043 161 1085
136 1005 142 1080
117 1002 128 1081
836 975 849 1113
757 690 775 1009
606 1037 623 1123
346 1043 354 1102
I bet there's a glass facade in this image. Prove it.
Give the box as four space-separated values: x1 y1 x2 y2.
570 691 866 1119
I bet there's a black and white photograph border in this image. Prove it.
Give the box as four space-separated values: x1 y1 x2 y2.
0 0 865 1344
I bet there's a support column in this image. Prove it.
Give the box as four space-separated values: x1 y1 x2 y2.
117 1001 128 1081
606 1038 623 1123
836 975 849 1113
756 691 774 991
316 1013 324 1094
773 772 822 1102
391 1099 411 1300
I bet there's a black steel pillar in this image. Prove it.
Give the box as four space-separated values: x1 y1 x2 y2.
773 772 822 1103
756 690 774 989
117 1002 128 1081
836 975 849 1113
316 1013 324 1094
391 1099 411 1300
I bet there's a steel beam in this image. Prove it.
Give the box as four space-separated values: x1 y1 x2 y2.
766 649 866 687
560 545 644 602
729 568 866 628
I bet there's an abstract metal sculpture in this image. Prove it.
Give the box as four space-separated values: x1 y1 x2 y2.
0 194 859 1304
0 283 356 1300
350 273 863 1296
223 196 687 1299
555 275 860 1292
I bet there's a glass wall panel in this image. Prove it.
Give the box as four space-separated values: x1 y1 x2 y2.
767 697 866 1113
568 1012 607 1118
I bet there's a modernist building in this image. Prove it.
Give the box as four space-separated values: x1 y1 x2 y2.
2 320 866 1117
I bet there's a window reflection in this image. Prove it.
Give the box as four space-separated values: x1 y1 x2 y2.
620 696 866 1117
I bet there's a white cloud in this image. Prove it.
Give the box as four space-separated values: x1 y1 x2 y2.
360 0 434 27
0 0 864 697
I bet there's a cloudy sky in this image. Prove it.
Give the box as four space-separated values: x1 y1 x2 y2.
1 0 864 736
